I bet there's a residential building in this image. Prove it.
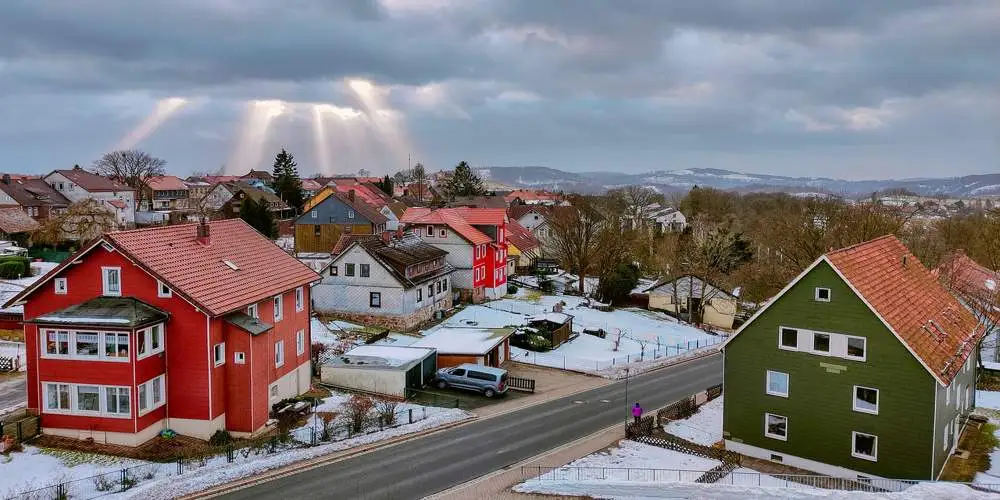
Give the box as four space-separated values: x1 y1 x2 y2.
142 176 190 211
44 167 136 228
202 182 291 219
0 207 40 240
301 179 323 199
645 203 687 233
294 190 388 253
401 208 508 302
4 219 320 446
504 190 563 206
242 170 273 183
410 326 513 368
645 275 738 330
934 251 1000 366
723 235 985 480
313 232 453 330
182 178 213 205
0 176 70 222
506 220 540 276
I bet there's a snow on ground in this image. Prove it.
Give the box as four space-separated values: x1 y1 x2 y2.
0 261 58 315
975 427 1000 486
524 440 721 476
516 480 998 499
978 391 1000 411
663 396 723 446
0 341 25 372
0 393 470 500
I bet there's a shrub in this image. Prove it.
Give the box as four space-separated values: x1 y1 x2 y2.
344 394 373 433
92 475 117 492
539 279 554 293
0 260 26 279
209 429 233 446
528 335 553 352
373 398 400 426
506 283 518 295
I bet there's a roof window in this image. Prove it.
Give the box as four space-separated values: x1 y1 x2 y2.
223 260 240 271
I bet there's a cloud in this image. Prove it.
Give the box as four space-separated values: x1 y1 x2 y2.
0 0 996 179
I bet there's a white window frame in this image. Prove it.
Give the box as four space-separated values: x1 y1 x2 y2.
439 229 446 238
213 342 226 367
273 295 283 322
845 336 867 362
42 382 131 418
54 278 68 295
157 280 172 298
136 324 165 360
778 327 798 351
138 375 166 416
852 431 878 462
764 413 788 441
248 303 258 319
270 383 279 398
41 329 133 362
296 329 305 355
75 385 102 415
102 266 122 296
103 386 131 417
348 209 355 219
853 386 879 415
814 287 832 302
811 332 831 354
275 340 285 367
311 210 317 219
43 382 72 413
234 351 246 364
295 287 304 312
766 370 789 398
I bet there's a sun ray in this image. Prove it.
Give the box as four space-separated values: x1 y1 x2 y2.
226 100 286 174
114 97 188 150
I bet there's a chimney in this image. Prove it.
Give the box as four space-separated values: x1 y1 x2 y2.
381 231 391 244
395 227 404 240
1 174 9 185
348 189 356 202
196 218 211 245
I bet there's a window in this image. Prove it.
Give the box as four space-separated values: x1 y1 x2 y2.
138 376 165 415
814 287 831 302
311 210 317 219
417 288 422 302
295 287 304 312
853 386 879 414
296 330 305 355
439 229 446 238
54 278 68 294
104 387 130 416
234 352 246 364
74 333 99 357
330 265 338 276
45 331 70 356
852 432 878 461
360 264 370 278
443 278 448 291
102 267 121 296
779 328 798 350
45 383 71 411
764 413 788 441
150 324 162 351
451 368 466 377
214 343 225 367
270 384 279 397
426 225 434 236
347 209 355 219
136 324 164 359
428 285 433 300
345 263 355 276
158 280 172 298
766 371 789 397
812 333 831 353
273 295 283 322
436 281 442 294
104 333 129 359
370 292 381 308
76 385 101 413
275 340 285 367
314 225 321 237
846 336 867 361
248 303 258 319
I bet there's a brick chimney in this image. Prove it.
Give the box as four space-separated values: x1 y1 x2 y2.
395 227 404 240
1 174 9 185
196 218 211 245
348 189 356 202
381 231 391 244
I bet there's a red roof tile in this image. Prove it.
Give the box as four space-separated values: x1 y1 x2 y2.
400 208 492 245
146 176 189 191
826 235 985 385
50 168 132 192
451 207 507 225
506 220 539 251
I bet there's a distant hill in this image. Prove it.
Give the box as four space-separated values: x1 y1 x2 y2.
479 166 1000 198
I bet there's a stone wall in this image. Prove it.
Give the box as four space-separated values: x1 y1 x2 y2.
324 293 452 331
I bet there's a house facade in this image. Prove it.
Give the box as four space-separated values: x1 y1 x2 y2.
143 176 190 211
645 275 738 330
44 167 136 228
5 219 320 446
313 233 453 330
723 235 984 480
0 176 70 222
202 182 290 219
410 327 513 368
295 190 387 253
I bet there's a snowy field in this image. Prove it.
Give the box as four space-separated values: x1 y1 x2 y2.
663 396 723 446
0 392 470 500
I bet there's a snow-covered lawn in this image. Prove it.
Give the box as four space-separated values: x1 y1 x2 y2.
0 392 471 500
663 396 723 446
516 480 997 499
977 390 1000 411
974 426 1000 486
0 341 25 372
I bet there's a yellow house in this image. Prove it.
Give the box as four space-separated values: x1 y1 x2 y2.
645 275 738 330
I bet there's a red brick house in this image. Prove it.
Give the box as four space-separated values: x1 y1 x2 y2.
4 219 320 446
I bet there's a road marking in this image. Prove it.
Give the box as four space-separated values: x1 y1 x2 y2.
572 400 585 404
600 399 611 403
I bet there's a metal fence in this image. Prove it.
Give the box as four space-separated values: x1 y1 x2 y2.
512 336 722 372
520 466 1000 494
3 406 433 500
0 341 24 373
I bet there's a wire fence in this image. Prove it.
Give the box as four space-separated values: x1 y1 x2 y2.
2 406 433 500
511 336 723 372
520 466 1000 494
0 341 24 373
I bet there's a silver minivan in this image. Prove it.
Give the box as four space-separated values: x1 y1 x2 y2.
434 364 508 397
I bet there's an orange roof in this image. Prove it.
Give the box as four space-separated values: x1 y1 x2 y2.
825 235 984 385
504 190 561 202
506 220 539 251
146 176 189 191
7 219 320 316
401 208 491 245
451 207 507 225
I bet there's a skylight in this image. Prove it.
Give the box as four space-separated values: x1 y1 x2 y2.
223 260 239 271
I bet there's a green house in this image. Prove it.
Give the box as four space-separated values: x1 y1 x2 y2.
723 235 985 481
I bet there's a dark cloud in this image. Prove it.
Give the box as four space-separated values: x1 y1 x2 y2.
0 0 996 178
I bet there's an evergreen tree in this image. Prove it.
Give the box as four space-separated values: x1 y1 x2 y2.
375 175 394 196
271 149 306 212
444 161 486 198
240 197 277 238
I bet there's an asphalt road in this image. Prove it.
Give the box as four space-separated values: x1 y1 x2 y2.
220 354 722 500
0 373 26 413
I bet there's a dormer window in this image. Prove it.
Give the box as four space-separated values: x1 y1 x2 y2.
102 267 121 296
814 288 831 302
157 280 172 298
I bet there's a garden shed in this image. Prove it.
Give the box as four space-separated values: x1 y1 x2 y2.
320 345 436 398
527 312 573 348
411 326 514 368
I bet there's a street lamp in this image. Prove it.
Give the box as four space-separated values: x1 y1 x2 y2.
623 367 630 427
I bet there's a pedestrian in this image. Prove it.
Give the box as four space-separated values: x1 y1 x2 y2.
632 402 643 423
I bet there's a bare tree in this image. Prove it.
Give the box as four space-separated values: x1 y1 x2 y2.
34 199 117 245
412 163 427 201
92 150 167 209
544 197 605 295
373 397 400 425
612 328 625 352
937 252 1000 367
609 185 660 231
344 394 374 433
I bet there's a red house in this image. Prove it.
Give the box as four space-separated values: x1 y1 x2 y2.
4 219 320 446
401 208 507 302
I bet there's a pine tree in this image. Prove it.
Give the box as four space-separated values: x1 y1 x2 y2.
271 149 305 213
444 161 487 198
240 197 277 238
375 175 394 196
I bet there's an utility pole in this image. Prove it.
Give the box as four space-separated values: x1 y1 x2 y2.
623 367 631 427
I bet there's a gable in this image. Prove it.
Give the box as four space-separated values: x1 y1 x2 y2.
297 193 374 225
328 244 402 287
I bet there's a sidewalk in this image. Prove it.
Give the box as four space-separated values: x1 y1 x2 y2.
428 424 624 500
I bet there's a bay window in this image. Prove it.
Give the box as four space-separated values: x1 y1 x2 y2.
75 333 100 357
104 387 130 416
104 333 129 359
46 331 70 356
138 375 165 415
42 329 139 362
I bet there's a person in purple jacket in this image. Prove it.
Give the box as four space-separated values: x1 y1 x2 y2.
632 402 643 423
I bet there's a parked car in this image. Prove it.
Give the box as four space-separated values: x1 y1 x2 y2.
582 327 607 339
435 364 508 397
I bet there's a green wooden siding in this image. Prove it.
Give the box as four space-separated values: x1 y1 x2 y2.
932 353 977 476
724 261 936 479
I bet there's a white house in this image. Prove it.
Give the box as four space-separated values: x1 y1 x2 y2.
44 167 136 228
645 203 687 232
313 232 454 330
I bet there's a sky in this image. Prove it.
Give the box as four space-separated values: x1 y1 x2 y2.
1 0 997 180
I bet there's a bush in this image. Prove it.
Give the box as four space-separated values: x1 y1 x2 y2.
345 394 374 433
209 429 233 446
539 279 554 293
507 284 518 295
0 259 27 279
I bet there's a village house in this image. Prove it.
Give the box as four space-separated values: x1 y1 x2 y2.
44 167 136 228
401 208 508 302
142 176 190 211
4 219 320 446
644 203 687 233
934 250 1000 366
0 175 70 222
505 220 541 276
295 190 388 253
644 275 739 330
312 232 454 330
202 181 291 219
723 235 984 480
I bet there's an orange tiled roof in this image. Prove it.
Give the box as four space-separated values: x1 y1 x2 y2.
400 208 492 245
146 176 189 191
451 207 507 225
826 235 985 385
506 220 539 251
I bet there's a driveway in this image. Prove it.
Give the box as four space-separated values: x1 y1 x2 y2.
217 353 722 500
0 373 26 414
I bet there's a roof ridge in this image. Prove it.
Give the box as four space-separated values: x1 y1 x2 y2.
824 234 898 256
